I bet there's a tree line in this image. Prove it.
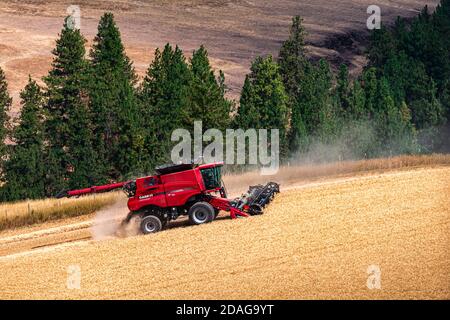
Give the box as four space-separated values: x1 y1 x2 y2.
0 0 449 201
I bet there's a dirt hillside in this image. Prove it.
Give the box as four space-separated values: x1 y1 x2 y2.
0 0 439 112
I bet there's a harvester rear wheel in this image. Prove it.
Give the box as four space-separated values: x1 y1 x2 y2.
140 215 162 234
189 202 215 225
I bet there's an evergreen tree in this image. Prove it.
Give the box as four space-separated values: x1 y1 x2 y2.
0 67 11 165
0 77 45 201
367 25 397 69
293 60 336 139
409 79 445 129
348 79 366 119
405 15 449 92
434 0 450 50
234 55 288 156
278 16 308 99
373 77 417 154
278 16 309 153
89 12 140 179
189 45 232 131
313 60 339 142
43 16 98 195
139 44 192 166
335 64 351 115
361 67 379 116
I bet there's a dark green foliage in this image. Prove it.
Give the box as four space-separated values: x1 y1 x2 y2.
189 45 232 131
0 78 45 200
367 25 397 69
0 67 11 164
278 16 308 99
43 16 98 195
234 55 288 156
372 77 417 155
365 1 450 150
336 64 351 115
89 12 140 179
409 80 445 130
348 80 366 120
139 44 193 166
277 16 309 153
292 59 338 144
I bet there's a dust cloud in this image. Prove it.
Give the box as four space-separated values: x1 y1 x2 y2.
90 198 138 241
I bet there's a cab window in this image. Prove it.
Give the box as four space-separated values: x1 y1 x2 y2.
144 177 158 187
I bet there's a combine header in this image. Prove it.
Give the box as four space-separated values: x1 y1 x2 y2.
59 162 280 234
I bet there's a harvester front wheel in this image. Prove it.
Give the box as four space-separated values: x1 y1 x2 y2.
189 202 215 225
140 215 162 234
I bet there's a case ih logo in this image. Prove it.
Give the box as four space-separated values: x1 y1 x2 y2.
171 121 280 175
138 194 153 200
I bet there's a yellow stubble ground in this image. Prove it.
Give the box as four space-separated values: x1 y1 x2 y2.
0 166 448 299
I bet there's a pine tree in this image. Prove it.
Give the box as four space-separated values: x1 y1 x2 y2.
367 25 397 69
348 79 366 119
189 45 232 131
278 16 308 99
361 67 379 116
0 67 11 165
234 55 288 156
434 0 450 50
43 16 98 195
278 16 310 153
336 64 351 116
0 77 45 201
314 59 338 142
409 79 445 129
407 11 450 91
139 44 192 166
373 77 417 155
89 12 140 179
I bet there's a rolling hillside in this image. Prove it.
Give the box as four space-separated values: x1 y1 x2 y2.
1 165 448 299
0 0 439 112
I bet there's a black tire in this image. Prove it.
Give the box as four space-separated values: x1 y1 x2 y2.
188 202 215 225
140 215 162 234
249 204 263 216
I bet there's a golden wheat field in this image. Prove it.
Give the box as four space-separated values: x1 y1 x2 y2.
0 165 448 299
0 192 122 231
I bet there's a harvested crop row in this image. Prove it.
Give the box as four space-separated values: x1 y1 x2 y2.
0 167 448 299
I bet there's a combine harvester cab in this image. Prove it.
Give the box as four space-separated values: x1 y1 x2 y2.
60 162 280 235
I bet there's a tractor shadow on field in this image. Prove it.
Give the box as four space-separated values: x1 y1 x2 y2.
164 212 230 231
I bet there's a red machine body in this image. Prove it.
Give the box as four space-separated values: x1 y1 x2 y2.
67 182 126 198
128 163 215 212
61 162 279 234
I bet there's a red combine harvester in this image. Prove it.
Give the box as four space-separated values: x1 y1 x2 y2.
58 162 280 234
